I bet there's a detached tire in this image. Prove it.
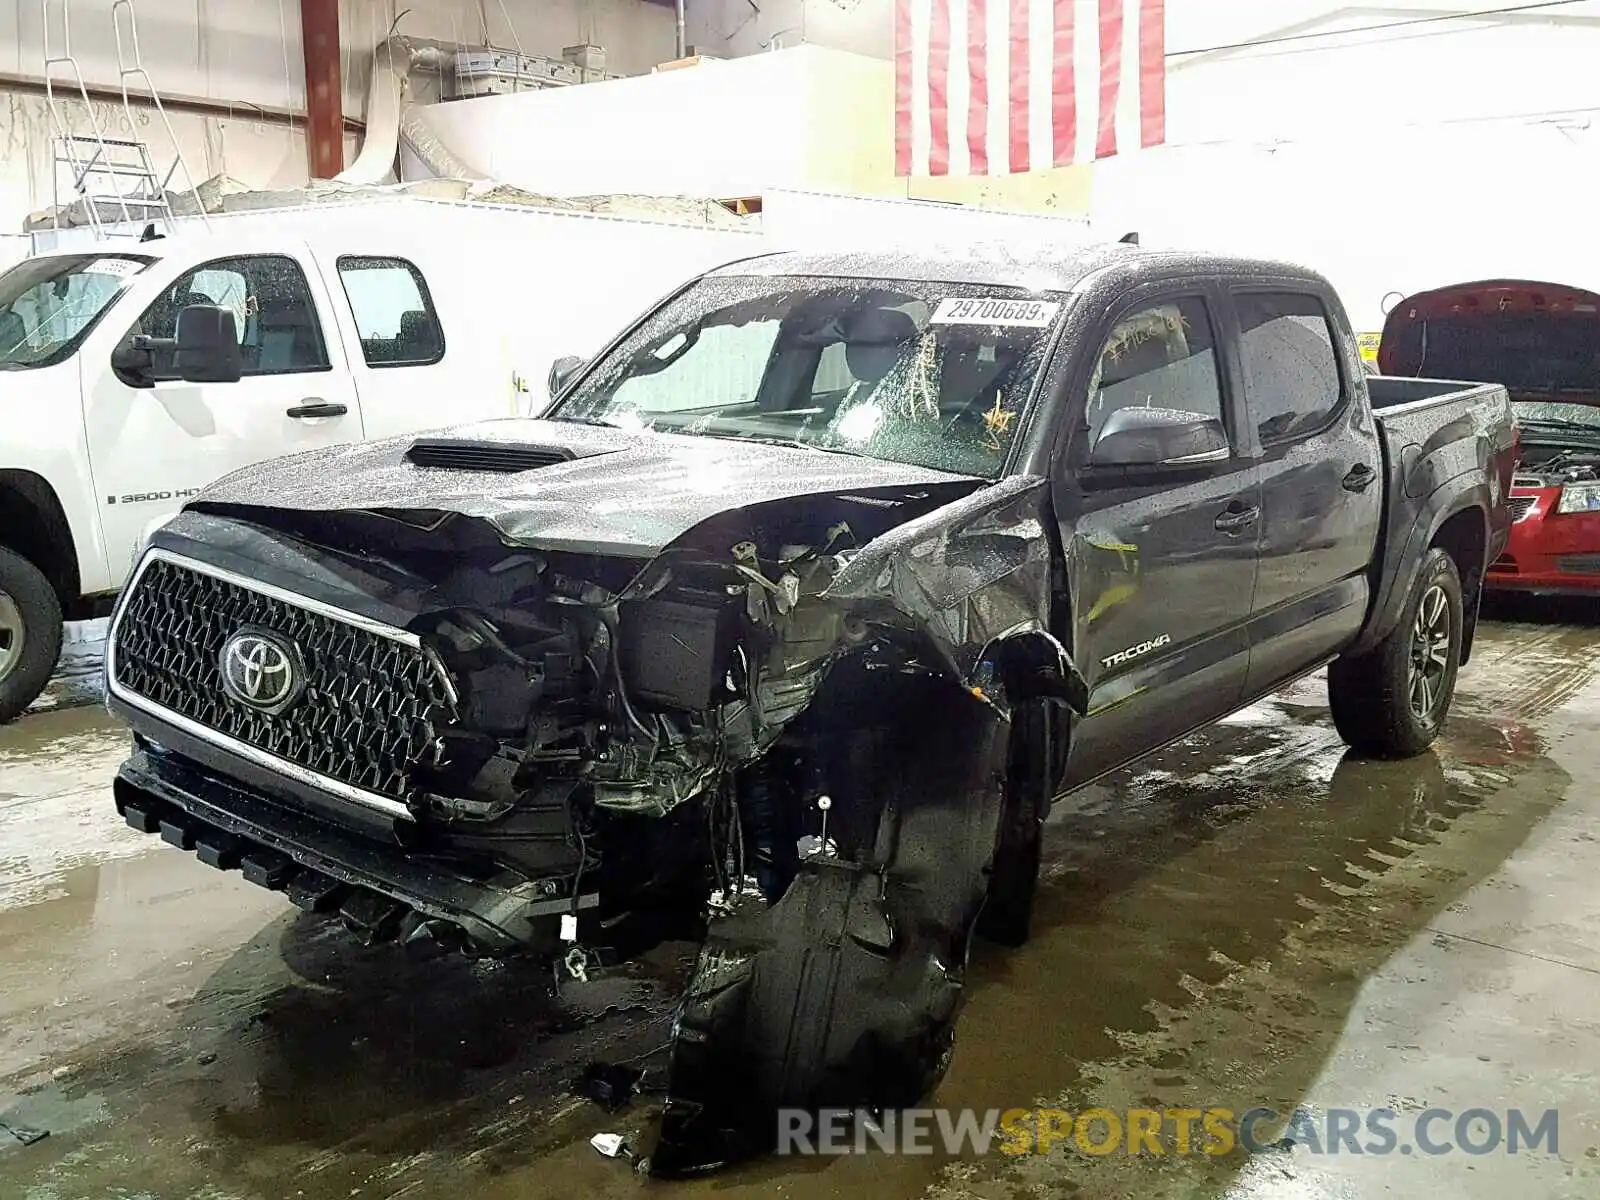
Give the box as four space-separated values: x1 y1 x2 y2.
977 698 1056 947
0 547 62 725
1328 547 1463 759
653 684 1006 1176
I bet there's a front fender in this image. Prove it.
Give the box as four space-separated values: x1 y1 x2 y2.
824 475 1088 715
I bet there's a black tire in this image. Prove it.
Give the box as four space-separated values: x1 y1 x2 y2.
977 698 1057 947
0 547 63 725
1328 547 1463 759
651 685 1006 1176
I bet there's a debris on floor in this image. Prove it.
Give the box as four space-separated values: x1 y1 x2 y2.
572 1061 646 1112
0 1118 48 1147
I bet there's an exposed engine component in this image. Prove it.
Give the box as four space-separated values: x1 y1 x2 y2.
1515 445 1600 487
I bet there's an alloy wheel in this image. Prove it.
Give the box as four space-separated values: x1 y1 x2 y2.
1407 583 1451 722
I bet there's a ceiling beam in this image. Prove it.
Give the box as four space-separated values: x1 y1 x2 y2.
300 0 344 179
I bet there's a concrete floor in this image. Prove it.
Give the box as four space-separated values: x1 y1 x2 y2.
2 599 1598 1198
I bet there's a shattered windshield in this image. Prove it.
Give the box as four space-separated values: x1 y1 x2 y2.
548 275 1066 479
0 252 154 369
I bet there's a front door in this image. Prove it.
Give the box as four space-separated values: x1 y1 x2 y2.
84 250 363 575
1052 289 1263 788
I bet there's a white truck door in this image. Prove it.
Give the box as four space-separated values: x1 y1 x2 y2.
83 249 364 574
313 251 467 440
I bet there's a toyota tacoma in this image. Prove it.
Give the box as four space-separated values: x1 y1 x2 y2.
104 245 1515 1173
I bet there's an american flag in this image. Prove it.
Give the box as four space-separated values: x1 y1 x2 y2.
894 0 1167 177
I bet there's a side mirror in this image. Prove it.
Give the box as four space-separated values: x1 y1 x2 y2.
110 335 153 381
173 304 242 383
548 354 585 399
1090 406 1230 467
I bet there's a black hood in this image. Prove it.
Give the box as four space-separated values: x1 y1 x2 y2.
190 418 986 558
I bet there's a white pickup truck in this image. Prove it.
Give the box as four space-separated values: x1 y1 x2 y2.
0 197 765 720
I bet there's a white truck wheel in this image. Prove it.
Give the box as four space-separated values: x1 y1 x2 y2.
0 547 64 724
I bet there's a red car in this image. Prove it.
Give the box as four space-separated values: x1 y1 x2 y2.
1380 280 1600 596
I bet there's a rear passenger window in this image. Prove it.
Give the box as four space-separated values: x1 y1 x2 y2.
336 256 444 367
1087 296 1225 447
1236 292 1344 444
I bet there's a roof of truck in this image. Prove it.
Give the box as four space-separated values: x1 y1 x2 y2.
706 243 1333 293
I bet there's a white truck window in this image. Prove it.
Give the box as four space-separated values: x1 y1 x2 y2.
336 255 445 368
132 254 331 379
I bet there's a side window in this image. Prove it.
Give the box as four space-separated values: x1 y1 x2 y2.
132 254 330 379
1086 296 1224 446
336 255 444 367
1236 291 1344 444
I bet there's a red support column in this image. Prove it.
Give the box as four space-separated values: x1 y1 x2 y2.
300 0 344 179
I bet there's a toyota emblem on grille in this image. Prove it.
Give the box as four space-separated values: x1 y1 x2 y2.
219 628 304 713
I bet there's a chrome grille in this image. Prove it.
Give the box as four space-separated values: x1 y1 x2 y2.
108 552 457 816
1508 495 1538 523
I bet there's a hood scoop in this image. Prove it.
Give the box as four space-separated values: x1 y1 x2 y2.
405 438 616 474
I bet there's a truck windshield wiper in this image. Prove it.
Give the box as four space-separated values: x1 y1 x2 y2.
704 432 874 458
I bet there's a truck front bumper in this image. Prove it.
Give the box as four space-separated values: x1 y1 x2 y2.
113 739 594 956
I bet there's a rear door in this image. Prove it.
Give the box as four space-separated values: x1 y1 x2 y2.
315 252 460 440
1053 281 1263 786
84 244 362 574
1228 286 1383 698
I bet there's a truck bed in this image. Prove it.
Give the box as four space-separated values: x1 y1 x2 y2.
1366 375 1502 412
1358 375 1516 659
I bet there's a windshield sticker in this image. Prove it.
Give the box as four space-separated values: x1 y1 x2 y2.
930 297 1060 327
82 258 143 280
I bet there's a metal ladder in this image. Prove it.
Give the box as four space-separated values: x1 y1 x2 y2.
41 0 210 236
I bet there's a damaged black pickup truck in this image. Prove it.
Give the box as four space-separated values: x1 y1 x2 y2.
105 245 1515 1173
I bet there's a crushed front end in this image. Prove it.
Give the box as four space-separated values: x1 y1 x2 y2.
104 462 1080 1172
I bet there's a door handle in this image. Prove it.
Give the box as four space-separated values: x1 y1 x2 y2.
286 401 348 419
1214 504 1259 533
1342 463 1377 492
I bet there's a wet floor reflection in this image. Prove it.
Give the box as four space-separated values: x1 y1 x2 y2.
0 615 1595 1199
23 620 107 718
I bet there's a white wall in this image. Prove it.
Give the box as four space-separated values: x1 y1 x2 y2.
1158 0 1600 143
0 0 676 232
413 43 1096 212
686 0 889 58
338 0 678 108
1094 124 1600 334
415 46 832 198
1090 0 1600 330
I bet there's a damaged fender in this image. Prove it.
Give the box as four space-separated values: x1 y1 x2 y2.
823 474 1088 715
